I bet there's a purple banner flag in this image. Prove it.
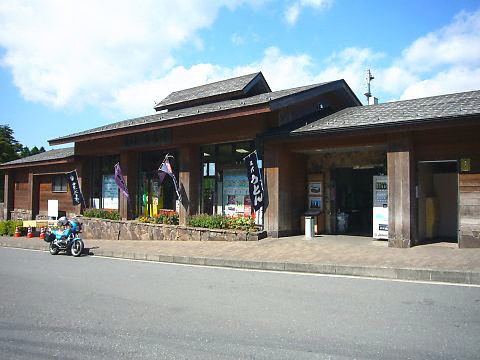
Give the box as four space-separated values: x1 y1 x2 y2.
158 156 182 202
114 163 129 199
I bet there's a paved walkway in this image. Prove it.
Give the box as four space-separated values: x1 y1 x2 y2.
2 235 480 284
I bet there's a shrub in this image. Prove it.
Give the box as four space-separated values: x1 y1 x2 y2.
188 214 256 231
137 210 179 225
83 208 121 220
0 220 24 236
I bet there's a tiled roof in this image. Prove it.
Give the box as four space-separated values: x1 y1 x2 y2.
50 80 348 144
0 147 74 168
292 90 480 134
154 72 268 111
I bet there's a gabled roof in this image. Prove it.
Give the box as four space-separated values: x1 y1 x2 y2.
154 72 271 112
292 89 480 135
0 147 75 169
50 79 359 145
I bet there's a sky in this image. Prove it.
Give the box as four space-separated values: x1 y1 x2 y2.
1 0 480 149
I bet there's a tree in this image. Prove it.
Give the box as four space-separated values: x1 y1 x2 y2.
0 125 22 163
20 145 46 158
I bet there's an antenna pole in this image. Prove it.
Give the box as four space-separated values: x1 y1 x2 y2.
364 69 374 103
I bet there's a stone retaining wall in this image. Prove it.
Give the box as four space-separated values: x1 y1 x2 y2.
80 218 267 241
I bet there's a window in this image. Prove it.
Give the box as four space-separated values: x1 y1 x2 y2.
52 175 67 192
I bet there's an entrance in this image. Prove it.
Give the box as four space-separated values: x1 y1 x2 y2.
333 167 384 236
417 161 458 244
139 151 177 217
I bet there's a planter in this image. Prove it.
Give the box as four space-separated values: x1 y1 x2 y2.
80 217 267 241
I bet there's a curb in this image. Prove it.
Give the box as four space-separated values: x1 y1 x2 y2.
1 241 479 285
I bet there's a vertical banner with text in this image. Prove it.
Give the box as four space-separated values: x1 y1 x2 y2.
244 151 264 212
66 170 85 206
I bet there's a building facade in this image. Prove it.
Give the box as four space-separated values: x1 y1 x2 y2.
2 72 480 248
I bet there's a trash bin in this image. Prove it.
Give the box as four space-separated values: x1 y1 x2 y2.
336 212 349 233
305 216 315 238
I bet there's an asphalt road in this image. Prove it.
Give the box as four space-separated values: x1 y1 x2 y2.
1 248 479 360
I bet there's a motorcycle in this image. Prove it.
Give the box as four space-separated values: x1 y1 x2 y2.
45 217 84 257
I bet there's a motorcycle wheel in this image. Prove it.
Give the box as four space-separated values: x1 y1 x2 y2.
49 242 59 255
70 240 84 257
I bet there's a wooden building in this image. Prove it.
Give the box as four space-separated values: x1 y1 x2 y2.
2 72 480 248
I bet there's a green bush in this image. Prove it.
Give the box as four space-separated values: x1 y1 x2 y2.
83 208 121 220
0 220 24 236
187 214 256 231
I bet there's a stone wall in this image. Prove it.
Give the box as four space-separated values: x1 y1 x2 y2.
80 218 267 242
11 208 32 220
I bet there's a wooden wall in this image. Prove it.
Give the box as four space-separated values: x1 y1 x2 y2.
13 170 29 211
459 173 480 248
38 174 77 215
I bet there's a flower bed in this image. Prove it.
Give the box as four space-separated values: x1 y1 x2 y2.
81 217 266 242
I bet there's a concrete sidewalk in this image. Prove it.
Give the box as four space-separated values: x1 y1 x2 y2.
2 235 480 285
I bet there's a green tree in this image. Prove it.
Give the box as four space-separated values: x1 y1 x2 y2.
0 125 22 163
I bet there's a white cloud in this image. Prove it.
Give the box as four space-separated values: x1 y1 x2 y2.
402 10 480 72
400 66 480 100
1 1 479 118
0 0 257 109
112 47 315 114
383 9 480 100
285 0 333 25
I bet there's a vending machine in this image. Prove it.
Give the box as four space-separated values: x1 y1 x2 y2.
373 175 388 239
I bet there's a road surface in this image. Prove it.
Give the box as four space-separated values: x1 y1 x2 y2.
0 247 479 359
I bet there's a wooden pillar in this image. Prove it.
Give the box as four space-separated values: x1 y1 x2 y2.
29 174 40 220
264 143 307 237
387 137 416 248
4 172 14 220
178 145 200 226
77 158 89 212
27 172 36 220
119 151 138 220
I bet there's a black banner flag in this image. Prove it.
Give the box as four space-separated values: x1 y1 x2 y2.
66 170 85 206
244 151 264 212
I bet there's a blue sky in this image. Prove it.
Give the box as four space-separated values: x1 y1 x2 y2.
1 0 479 149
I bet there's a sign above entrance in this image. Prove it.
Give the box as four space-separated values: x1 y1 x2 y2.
123 129 171 149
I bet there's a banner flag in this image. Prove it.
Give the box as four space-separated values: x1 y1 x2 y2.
114 162 130 199
244 151 264 212
66 170 85 206
158 155 182 202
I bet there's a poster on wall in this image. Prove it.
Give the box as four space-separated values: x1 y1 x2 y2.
102 175 119 209
308 182 322 195
223 170 250 216
309 196 323 211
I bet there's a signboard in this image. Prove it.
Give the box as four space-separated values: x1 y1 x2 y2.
373 176 388 239
47 199 59 218
223 170 250 216
102 175 119 209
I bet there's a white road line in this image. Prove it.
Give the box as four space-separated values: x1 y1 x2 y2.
89 254 480 288
2 246 479 288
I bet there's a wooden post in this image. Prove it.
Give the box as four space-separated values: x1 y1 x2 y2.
264 143 307 237
387 137 415 248
178 145 200 226
119 151 138 220
4 172 14 220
